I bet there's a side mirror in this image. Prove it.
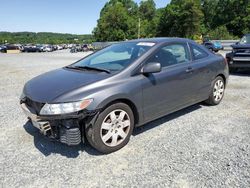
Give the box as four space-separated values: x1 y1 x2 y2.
141 62 161 74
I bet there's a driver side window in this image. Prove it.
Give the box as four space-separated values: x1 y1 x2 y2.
146 43 190 68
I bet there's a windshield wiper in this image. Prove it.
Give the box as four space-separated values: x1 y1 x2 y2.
66 65 111 74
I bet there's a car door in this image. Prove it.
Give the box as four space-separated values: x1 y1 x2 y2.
141 42 200 122
189 43 213 101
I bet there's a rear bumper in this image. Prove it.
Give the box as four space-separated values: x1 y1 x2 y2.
20 102 98 146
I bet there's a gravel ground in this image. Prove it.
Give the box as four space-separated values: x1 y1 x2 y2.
0 50 249 188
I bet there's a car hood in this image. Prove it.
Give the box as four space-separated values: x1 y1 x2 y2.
231 44 250 49
23 68 111 103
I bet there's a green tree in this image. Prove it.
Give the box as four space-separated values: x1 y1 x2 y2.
207 25 235 39
202 0 250 37
202 0 218 30
139 0 156 20
157 0 204 38
138 0 157 38
218 0 250 36
93 0 138 41
242 4 250 34
0 32 92 44
93 0 250 41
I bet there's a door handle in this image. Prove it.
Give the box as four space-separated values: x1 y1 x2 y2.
185 67 193 73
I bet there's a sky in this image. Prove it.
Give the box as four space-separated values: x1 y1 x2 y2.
0 0 170 34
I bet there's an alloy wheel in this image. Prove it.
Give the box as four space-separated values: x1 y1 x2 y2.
100 109 131 147
213 80 224 102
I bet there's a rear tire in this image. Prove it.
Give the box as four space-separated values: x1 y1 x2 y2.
205 76 225 105
86 103 134 154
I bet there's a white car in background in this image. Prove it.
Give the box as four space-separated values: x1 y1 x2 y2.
57 45 63 50
43 45 53 52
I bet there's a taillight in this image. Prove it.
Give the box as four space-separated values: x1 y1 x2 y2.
224 57 228 64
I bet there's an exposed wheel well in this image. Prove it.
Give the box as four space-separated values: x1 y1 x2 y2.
102 99 139 126
216 74 226 87
217 74 226 82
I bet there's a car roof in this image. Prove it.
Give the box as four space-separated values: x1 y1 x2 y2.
126 37 195 44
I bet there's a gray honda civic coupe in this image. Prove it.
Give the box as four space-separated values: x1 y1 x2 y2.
20 38 229 153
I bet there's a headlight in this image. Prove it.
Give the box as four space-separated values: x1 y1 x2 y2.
40 99 93 115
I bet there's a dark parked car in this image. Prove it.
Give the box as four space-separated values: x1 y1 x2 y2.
20 38 229 153
202 38 224 52
23 45 41 52
0 45 7 53
36 45 45 52
70 45 78 53
70 45 82 53
226 34 250 72
82 44 89 52
5 45 20 52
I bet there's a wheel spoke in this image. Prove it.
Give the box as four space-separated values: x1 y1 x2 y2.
219 81 223 87
102 122 112 130
215 82 219 89
110 111 117 121
122 120 130 128
111 134 118 146
118 111 126 121
216 95 220 100
102 131 113 142
118 129 127 138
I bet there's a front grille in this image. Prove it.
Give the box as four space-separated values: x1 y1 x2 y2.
235 49 250 56
60 127 81 146
235 49 248 53
25 97 44 114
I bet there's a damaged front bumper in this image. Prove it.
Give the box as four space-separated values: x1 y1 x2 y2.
20 102 98 146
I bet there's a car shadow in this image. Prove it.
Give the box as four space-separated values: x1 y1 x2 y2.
23 103 202 158
133 104 202 136
23 121 102 158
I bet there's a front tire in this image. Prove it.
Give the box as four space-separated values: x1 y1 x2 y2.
86 103 134 154
205 76 225 105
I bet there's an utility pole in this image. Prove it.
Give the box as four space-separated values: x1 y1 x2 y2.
138 18 141 39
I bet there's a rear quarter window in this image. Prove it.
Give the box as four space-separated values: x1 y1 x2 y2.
163 44 191 63
191 44 209 60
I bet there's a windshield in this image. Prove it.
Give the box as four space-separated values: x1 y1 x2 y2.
239 35 250 44
72 42 155 72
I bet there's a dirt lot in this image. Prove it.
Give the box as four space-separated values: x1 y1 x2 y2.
0 50 249 187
